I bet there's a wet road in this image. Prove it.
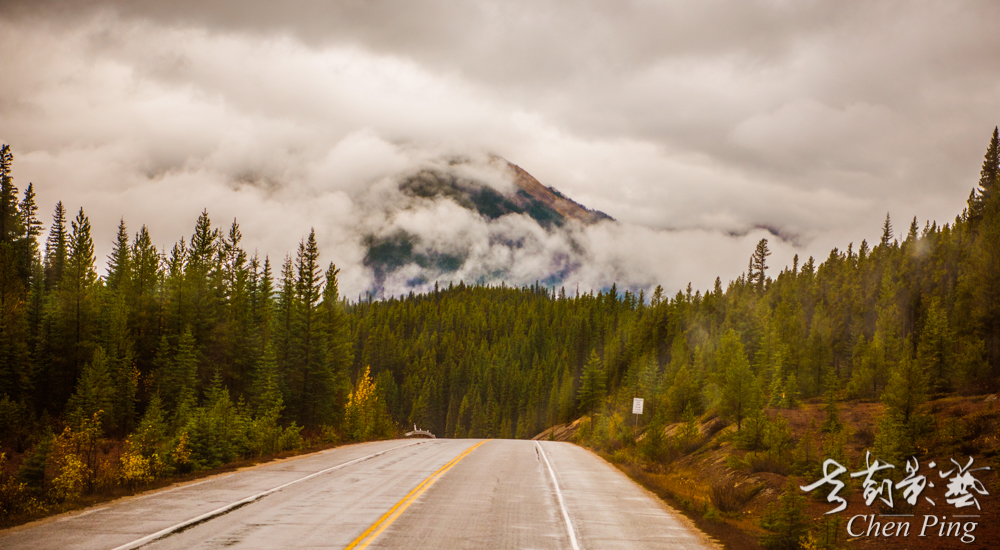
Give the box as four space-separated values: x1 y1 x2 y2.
0 439 711 549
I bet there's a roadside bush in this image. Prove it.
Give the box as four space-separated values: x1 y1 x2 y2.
735 409 768 451
48 414 104 501
763 414 794 462
761 478 810 550
173 375 302 471
748 454 791 476
605 411 631 451
709 480 762 513
318 425 341 444
674 406 701 453
0 453 33 517
177 387 242 470
639 419 670 463
245 409 302 457
117 449 156 489
726 453 750 471
16 434 52 489
49 452 87 503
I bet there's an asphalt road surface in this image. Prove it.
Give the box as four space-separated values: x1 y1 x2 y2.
0 439 712 549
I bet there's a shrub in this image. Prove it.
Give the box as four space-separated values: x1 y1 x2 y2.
854 424 875 447
16 436 52 489
675 406 701 453
639 420 670 463
748 454 791 476
709 480 762 513
319 425 340 444
761 478 810 550
118 448 156 489
48 418 103 501
50 453 87 503
246 409 302 457
703 417 728 438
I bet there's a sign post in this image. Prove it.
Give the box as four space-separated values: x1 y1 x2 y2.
632 397 644 441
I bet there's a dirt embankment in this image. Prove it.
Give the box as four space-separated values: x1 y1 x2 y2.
555 394 1000 550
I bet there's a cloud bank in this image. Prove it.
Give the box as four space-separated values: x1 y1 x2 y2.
0 2 997 298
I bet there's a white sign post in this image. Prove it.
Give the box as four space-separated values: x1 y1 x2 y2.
632 398 644 440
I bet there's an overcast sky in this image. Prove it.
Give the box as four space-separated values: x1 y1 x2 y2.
1 1 998 298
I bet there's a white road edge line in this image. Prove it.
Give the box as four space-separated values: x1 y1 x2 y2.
109 440 429 550
535 441 581 550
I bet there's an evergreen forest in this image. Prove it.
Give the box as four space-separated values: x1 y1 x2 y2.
0 128 999 522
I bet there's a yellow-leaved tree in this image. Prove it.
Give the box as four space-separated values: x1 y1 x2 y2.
345 366 394 441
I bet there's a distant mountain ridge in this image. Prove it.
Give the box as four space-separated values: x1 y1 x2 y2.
503 160 613 225
397 157 613 228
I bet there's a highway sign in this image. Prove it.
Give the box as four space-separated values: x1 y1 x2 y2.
632 398 644 415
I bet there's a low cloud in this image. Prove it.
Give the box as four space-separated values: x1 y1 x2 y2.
0 4 997 298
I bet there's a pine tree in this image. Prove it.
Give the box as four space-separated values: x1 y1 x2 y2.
106 219 131 292
651 284 664 307
577 349 605 423
906 216 919 244
249 255 274 347
129 225 161 367
157 330 198 416
184 210 220 356
882 340 926 426
0 151 27 403
50 207 99 408
66 346 114 430
274 256 295 376
322 263 352 428
749 238 771 291
917 299 953 393
44 202 68 290
969 127 999 222
667 365 698 419
557 363 574 423
221 219 252 392
760 478 810 550
17 183 42 278
0 145 30 406
820 368 842 433
103 293 137 434
289 229 331 426
0 145 19 246
880 212 894 248
131 394 169 458
719 329 755 430
249 342 283 416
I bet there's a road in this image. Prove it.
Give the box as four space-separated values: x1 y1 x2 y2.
0 439 712 549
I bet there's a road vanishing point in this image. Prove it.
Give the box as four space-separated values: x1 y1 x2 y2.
0 439 712 549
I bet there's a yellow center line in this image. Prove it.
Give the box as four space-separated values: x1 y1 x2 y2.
345 440 489 550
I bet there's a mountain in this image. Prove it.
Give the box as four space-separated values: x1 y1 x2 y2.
362 156 614 293
396 157 612 228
